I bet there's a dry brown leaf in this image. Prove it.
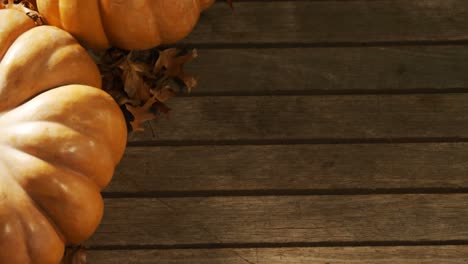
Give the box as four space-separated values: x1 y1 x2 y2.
154 86 177 102
118 54 152 102
125 96 159 132
154 48 198 91
96 47 197 133
107 87 140 106
179 72 198 92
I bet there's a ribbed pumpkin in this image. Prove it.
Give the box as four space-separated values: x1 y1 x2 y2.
34 0 216 50
0 8 127 264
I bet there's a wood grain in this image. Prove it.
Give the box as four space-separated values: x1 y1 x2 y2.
94 1 468 262
128 94 468 142
87 246 468 264
187 47 468 95
107 143 468 193
186 1 468 44
88 195 468 246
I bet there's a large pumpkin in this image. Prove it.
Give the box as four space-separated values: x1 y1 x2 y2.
34 0 216 50
0 8 127 264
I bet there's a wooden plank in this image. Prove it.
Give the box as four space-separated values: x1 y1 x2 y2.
88 195 468 246
87 246 468 264
107 143 468 193
127 94 468 142
187 47 468 94
187 1 468 44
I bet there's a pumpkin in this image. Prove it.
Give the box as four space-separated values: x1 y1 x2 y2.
0 8 127 264
34 0 216 50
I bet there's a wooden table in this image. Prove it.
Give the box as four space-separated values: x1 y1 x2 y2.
87 1 468 263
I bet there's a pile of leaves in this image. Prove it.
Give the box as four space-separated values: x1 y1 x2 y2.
92 0 235 133
91 47 198 132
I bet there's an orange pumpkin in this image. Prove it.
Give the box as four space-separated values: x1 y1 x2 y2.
0 8 127 264
35 0 216 50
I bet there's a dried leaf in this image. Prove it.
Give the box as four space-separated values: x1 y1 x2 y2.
107 87 139 106
125 96 159 132
95 47 197 133
226 0 234 9
178 72 198 92
154 86 177 102
118 54 152 102
61 246 87 264
154 48 198 91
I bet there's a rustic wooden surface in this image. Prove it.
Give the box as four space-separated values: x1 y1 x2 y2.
184 47 468 94
90 1 468 263
90 195 468 245
107 143 468 193
88 246 468 264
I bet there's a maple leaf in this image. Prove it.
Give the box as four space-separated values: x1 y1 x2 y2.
154 86 177 103
95 47 198 133
154 48 198 92
125 94 166 132
118 52 152 102
226 0 234 9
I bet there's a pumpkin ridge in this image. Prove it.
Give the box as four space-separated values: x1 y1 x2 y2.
24 197 67 247
0 120 116 188
0 27 101 112
0 152 65 263
0 145 104 244
0 187 33 264
0 85 126 166
93 0 112 49
0 146 68 242
18 195 65 264
59 0 110 50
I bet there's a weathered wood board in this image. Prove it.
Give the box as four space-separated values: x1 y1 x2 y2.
107 143 468 193
187 1 468 44
186 47 468 94
128 95 468 142
90 195 468 246
88 246 468 264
